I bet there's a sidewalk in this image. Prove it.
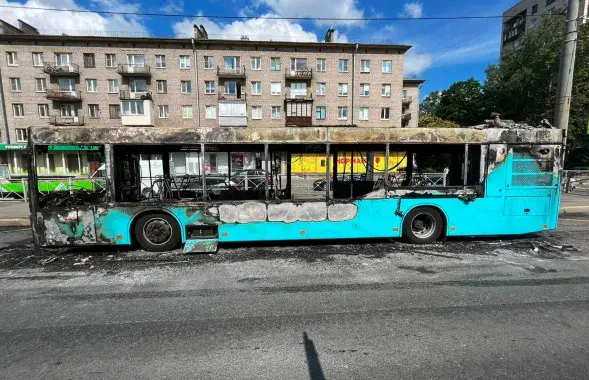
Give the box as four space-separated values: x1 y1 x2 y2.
0 193 586 227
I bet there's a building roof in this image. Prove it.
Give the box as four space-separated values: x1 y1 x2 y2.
403 79 426 85
0 33 191 45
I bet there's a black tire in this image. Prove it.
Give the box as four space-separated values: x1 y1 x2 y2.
134 213 180 252
402 207 444 244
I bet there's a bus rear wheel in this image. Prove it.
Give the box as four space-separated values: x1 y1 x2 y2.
134 213 180 252
402 207 443 244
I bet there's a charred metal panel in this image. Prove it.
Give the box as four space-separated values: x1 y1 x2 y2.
95 207 133 244
219 202 267 224
327 203 358 221
42 209 97 245
30 127 563 145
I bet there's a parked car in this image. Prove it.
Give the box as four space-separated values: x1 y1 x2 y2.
231 169 271 187
313 174 367 191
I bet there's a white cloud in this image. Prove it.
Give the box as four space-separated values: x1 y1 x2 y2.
0 0 148 35
174 13 319 42
404 53 432 75
402 2 423 18
256 0 364 26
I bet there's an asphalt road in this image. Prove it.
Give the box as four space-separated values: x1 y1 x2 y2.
1 214 589 379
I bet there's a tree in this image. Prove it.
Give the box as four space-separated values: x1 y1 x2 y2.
418 116 459 128
420 91 442 116
436 78 485 126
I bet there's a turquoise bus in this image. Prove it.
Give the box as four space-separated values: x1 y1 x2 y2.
27 126 563 253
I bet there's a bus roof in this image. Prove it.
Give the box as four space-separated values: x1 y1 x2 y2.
29 126 563 145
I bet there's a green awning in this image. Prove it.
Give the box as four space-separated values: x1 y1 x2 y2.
0 144 100 151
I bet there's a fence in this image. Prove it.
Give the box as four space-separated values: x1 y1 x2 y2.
0 177 107 201
562 170 589 194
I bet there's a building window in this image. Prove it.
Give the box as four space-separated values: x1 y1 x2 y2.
157 80 168 93
129 78 147 93
13 104 24 117
83 53 96 67
15 128 28 143
359 107 369 120
32 52 43 67
402 89 408 98
179 55 191 69
380 107 390 120
223 56 241 70
9 78 21 92
271 82 281 95
58 78 75 91
271 106 281 119
290 58 308 71
271 58 281 71
108 79 119 93
205 105 217 119
316 58 326 72
6 52 18 66
159 105 169 118
252 106 262 120
60 104 77 117
316 106 326 120
338 59 348 72
360 59 371 73
338 83 348 96
205 81 216 94
127 54 145 67
182 105 193 118
382 60 392 73
337 106 348 120
382 84 391 97
109 104 121 119
224 81 237 95
251 81 262 95
35 78 47 92
55 53 73 66
251 57 261 70
86 79 98 92
181 80 192 93
38 104 49 118
122 101 144 115
360 83 370 96
88 104 100 118
105 54 117 67
316 82 326 96
546 0 555 6
204 56 214 69
532 4 538 14
155 55 166 68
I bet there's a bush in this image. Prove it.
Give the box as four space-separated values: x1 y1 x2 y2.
418 116 460 128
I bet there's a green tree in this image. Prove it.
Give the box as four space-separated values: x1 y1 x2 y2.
420 91 442 116
436 78 485 126
418 116 459 128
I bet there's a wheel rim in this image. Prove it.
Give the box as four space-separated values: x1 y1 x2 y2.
411 213 436 239
143 218 173 245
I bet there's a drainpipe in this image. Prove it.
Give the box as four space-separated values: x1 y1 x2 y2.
192 38 201 128
0 65 10 143
351 43 358 125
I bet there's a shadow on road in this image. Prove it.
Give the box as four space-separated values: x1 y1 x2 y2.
303 332 326 380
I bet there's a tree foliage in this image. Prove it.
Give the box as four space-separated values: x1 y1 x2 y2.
420 91 441 116
418 116 459 128
436 78 486 126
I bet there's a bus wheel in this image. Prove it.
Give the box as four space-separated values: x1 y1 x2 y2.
134 213 180 252
402 207 443 244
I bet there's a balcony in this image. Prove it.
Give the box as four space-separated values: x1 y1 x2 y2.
218 92 247 102
402 96 413 105
217 65 246 78
117 64 151 77
285 88 313 101
285 116 313 127
402 112 412 121
45 89 82 102
43 62 80 76
120 90 153 100
285 68 313 80
49 115 85 126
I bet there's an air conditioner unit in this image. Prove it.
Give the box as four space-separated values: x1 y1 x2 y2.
73 116 79 123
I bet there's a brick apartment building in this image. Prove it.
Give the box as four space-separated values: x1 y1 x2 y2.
0 20 424 177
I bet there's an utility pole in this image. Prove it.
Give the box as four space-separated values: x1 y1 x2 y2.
554 0 579 137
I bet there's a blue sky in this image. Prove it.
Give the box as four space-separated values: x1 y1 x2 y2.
1 0 521 97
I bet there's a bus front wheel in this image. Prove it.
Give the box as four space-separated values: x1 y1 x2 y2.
402 207 443 244
134 213 181 252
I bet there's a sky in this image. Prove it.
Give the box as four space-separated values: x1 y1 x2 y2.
0 0 521 98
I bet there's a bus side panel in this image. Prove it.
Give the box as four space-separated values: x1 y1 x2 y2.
39 208 97 245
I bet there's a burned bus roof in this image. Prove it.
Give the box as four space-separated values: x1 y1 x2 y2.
29 126 564 145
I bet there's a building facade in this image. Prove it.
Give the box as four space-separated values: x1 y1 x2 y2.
0 21 423 177
502 0 588 53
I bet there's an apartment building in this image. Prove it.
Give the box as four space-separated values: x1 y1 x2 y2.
502 0 588 52
0 21 423 177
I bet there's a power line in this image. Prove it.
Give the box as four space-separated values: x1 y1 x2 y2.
0 4 566 22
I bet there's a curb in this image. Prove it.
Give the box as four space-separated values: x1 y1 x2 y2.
0 218 30 227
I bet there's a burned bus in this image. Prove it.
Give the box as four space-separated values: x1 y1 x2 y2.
27 126 563 253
